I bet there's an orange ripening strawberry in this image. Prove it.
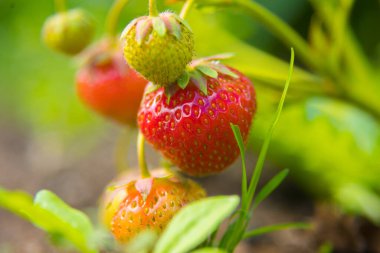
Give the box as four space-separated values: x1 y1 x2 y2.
76 41 148 126
99 168 168 230
101 169 206 243
138 58 256 176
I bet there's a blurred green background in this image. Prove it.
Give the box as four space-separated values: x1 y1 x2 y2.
0 0 380 240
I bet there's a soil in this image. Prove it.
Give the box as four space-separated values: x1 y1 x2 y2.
1 122 379 253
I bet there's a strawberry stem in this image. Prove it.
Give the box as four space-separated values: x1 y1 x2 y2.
54 0 66 13
149 0 159 17
106 0 130 38
137 131 151 178
115 127 131 173
180 0 195 19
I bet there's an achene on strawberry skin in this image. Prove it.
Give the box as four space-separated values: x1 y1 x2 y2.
76 41 148 126
138 67 256 176
106 170 205 243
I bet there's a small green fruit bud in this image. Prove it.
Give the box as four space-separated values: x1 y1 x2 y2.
42 8 95 55
121 12 194 86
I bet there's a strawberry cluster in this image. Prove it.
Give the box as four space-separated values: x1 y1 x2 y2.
42 0 256 245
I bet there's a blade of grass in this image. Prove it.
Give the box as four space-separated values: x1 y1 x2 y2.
252 169 289 209
243 222 311 239
219 48 295 252
230 123 248 206
246 48 294 210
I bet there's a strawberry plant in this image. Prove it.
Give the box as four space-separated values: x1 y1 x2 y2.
2 0 379 252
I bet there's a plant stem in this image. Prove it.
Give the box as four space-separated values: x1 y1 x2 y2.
106 0 130 38
180 0 195 19
200 0 320 71
137 131 150 178
149 0 159 16
54 0 66 13
115 127 131 173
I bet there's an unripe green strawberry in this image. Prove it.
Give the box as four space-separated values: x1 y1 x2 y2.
42 8 94 55
121 12 194 86
100 169 206 243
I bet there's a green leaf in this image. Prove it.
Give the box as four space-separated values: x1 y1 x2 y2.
154 196 240 253
191 248 228 253
34 190 94 243
230 124 248 207
0 187 34 219
253 169 289 209
153 17 167 37
178 71 190 89
190 70 208 95
0 188 97 253
125 230 158 253
243 222 311 239
196 65 218 78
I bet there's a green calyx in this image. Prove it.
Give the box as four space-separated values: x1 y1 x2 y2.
177 53 239 95
121 12 194 86
42 8 95 55
144 54 239 104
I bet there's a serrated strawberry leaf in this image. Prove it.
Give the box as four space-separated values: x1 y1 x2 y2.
178 71 190 89
136 19 153 45
154 196 240 253
153 17 167 37
209 63 239 78
191 70 208 95
196 65 218 79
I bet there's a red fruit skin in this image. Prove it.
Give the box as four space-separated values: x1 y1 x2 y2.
76 49 148 126
109 173 206 243
138 68 256 176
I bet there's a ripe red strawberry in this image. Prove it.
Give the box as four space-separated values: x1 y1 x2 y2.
76 41 148 126
105 169 205 243
138 62 256 176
